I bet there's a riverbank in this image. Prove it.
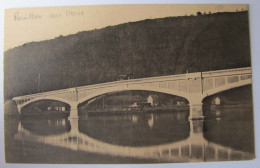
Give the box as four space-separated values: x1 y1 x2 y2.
210 104 252 110
82 105 189 115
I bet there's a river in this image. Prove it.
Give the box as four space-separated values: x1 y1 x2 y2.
4 103 254 164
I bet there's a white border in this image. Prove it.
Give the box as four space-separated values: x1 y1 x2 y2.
0 0 259 168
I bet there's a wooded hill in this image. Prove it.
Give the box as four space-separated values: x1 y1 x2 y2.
4 11 251 100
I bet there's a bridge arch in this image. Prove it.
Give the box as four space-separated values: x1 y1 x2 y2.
78 85 190 106
19 96 76 113
202 79 252 101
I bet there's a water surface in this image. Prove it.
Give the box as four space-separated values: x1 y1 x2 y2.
4 104 254 164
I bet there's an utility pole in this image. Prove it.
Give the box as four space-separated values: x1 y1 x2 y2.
103 96 105 110
38 73 41 92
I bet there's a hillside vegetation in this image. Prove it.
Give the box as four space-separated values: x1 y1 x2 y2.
4 11 251 99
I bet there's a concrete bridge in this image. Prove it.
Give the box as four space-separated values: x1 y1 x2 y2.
15 119 253 162
12 67 252 119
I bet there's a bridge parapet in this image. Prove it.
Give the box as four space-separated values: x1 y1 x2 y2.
202 67 251 77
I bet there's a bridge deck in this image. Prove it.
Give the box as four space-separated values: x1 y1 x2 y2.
12 67 252 119
12 67 251 100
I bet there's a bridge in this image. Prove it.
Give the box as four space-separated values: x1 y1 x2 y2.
15 119 253 162
12 67 252 119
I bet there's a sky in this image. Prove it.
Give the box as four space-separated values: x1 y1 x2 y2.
4 4 248 51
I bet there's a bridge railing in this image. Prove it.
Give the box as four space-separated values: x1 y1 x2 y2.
12 88 73 101
77 74 187 91
202 67 251 78
13 67 251 101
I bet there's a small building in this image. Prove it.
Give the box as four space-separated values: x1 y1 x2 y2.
177 101 185 106
147 95 154 106
131 102 138 107
147 95 159 106
131 102 151 108
214 97 221 105
49 106 66 111
140 102 151 107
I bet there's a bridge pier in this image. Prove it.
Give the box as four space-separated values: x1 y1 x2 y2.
189 120 204 134
189 103 204 120
69 104 79 119
69 118 79 135
189 120 204 141
188 96 205 120
17 105 22 115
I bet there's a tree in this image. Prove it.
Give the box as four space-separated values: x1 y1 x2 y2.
197 12 202 16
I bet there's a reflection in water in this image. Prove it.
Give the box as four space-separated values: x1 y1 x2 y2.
78 112 190 146
11 108 254 163
19 116 70 136
131 115 138 123
204 107 254 154
148 114 154 128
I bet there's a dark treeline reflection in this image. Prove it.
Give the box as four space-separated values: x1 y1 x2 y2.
79 112 190 146
202 85 254 153
20 116 71 136
203 108 254 154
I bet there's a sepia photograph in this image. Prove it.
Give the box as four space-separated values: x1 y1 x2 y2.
3 4 255 165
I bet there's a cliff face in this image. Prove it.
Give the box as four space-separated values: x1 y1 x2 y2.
4 11 251 99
